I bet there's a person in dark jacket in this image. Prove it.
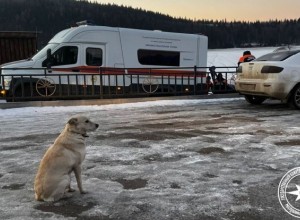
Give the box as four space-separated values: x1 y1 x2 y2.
238 51 255 66
209 66 217 82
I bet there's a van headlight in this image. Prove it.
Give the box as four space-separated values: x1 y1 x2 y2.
3 78 12 88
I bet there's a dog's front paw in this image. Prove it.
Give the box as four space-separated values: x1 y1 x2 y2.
67 188 76 192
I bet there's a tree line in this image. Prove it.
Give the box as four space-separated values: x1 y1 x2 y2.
0 0 299 49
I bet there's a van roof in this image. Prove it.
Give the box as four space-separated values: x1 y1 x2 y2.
49 25 207 44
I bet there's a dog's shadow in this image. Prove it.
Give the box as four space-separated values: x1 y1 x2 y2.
34 194 107 219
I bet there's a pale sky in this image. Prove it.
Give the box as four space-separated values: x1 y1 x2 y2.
94 0 300 22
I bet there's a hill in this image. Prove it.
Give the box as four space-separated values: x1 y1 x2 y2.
0 0 300 49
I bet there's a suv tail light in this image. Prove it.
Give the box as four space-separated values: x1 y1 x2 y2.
261 66 284 73
236 66 242 73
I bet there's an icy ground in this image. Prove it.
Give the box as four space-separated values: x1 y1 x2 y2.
0 98 300 220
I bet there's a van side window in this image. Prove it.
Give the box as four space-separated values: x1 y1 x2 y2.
86 48 103 66
42 46 78 67
138 49 180 66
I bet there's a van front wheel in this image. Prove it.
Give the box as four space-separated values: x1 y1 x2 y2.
244 95 266 105
9 83 37 101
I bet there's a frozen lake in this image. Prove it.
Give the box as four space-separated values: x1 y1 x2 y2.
207 47 274 67
0 98 299 219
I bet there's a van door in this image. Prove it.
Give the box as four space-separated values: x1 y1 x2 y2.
83 45 105 86
42 44 81 71
84 45 105 67
39 44 105 96
42 44 105 95
38 44 81 96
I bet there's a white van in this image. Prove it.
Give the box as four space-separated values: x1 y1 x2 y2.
0 21 208 99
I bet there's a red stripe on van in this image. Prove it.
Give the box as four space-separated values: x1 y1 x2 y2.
51 66 207 77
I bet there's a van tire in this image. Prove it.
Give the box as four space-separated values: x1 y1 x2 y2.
11 82 38 101
288 84 300 109
244 95 266 105
10 85 25 102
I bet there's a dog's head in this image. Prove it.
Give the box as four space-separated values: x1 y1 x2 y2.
67 115 99 137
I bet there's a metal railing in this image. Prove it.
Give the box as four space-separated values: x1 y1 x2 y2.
0 66 237 102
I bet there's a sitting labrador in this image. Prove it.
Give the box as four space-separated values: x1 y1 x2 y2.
34 115 99 202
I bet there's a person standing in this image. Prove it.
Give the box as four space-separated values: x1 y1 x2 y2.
238 51 255 66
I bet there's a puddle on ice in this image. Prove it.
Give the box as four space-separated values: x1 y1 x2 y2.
2 183 25 190
115 178 148 190
197 147 226 155
275 139 300 146
143 153 187 162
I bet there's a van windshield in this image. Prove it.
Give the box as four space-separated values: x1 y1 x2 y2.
31 43 59 61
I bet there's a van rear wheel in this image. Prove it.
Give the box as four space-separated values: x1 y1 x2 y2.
288 84 300 109
244 95 266 105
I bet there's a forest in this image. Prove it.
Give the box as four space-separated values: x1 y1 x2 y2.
0 0 300 49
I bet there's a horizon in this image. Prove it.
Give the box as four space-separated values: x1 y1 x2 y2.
94 0 300 22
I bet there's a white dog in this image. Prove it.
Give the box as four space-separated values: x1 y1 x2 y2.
34 115 99 202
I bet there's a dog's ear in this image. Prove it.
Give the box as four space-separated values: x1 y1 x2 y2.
68 118 78 125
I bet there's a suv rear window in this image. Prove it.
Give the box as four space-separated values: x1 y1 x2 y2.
255 50 300 61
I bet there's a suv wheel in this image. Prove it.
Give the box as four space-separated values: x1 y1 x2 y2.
289 84 300 109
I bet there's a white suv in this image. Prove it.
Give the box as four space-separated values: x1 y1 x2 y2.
235 48 300 109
